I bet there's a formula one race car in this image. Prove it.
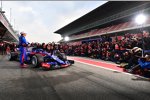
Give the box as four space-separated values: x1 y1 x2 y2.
8 47 74 70
31 50 74 70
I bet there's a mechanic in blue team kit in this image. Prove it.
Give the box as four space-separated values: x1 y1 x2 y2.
19 32 29 68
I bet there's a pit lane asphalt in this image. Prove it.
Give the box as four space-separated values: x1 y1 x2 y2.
0 55 150 100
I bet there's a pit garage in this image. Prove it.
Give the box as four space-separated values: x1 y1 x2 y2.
0 11 18 43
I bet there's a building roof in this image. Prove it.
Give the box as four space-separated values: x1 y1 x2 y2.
54 1 150 36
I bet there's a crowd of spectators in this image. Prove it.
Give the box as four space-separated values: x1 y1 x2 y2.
64 33 150 63
0 42 17 55
63 32 150 76
1 32 150 61
0 32 150 76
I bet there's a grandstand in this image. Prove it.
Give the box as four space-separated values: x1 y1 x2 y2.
0 8 18 43
55 1 150 45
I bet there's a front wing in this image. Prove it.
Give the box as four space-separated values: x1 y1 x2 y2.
41 60 74 69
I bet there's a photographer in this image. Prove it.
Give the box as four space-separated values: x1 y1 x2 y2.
128 55 150 76
125 47 142 70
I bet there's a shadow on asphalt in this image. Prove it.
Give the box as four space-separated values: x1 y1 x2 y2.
112 69 150 82
29 65 71 72
10 70 93 88
131 76 150 82
113 71 121 73
2 56 150 83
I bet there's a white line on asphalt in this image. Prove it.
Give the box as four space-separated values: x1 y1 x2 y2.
74 60 150 80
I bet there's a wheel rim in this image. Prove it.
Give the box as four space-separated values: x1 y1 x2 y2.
32 57 37 67
7 54 11 60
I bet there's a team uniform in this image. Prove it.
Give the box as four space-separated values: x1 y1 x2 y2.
19 35 28 66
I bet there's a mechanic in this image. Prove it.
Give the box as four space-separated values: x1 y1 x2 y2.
19 32 28 67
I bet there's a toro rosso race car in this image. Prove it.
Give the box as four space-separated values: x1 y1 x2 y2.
8 47 74 70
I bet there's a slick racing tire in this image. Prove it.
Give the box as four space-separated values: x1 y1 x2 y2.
68 60 74 65
31 54 44 68
8 52 17 61
7 53 12 61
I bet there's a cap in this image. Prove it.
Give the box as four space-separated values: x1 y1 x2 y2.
20 32 27 35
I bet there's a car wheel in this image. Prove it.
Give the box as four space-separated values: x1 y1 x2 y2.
31 56 38 68
68 60 74 65
8 53 15 61
7 53 12 61
31 54 44 68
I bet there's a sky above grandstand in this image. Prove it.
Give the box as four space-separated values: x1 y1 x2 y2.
3 1 107 43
